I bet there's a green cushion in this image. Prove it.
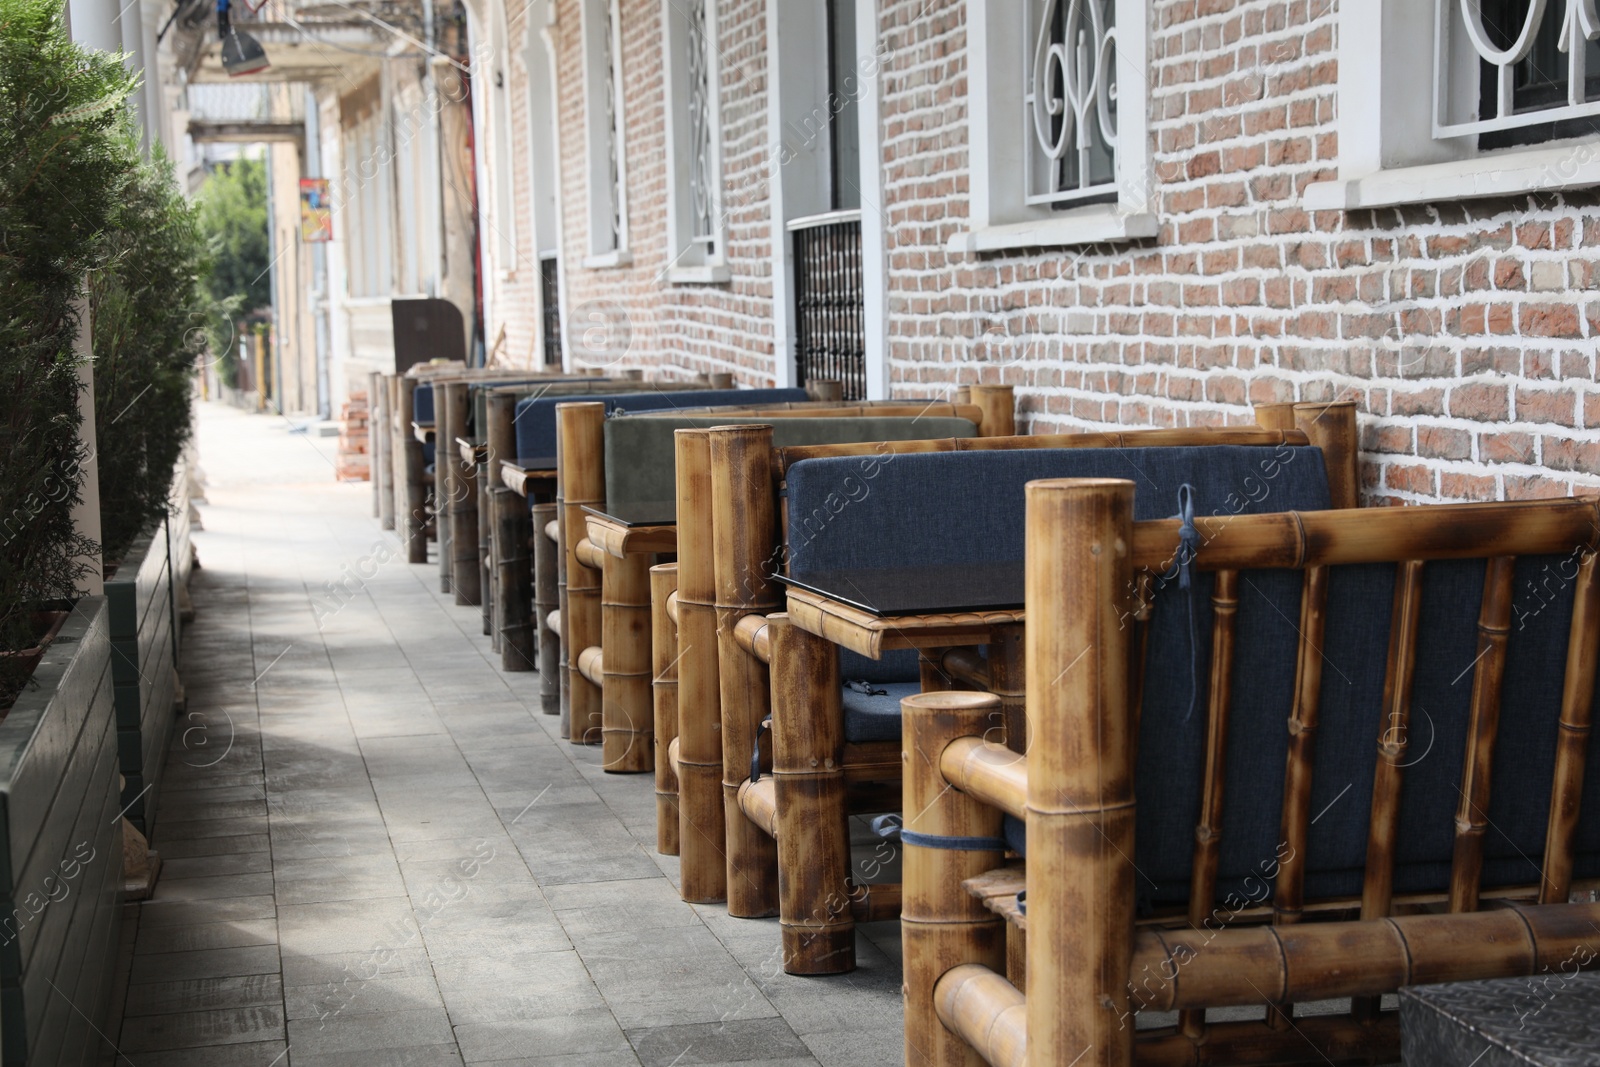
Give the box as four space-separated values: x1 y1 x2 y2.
602 415 979 511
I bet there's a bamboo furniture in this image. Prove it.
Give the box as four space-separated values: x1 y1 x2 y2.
693 401 1361 976
903 480 1600 1067
562 400 1006 776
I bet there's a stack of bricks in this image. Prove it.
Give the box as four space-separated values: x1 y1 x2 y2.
336 391 371 483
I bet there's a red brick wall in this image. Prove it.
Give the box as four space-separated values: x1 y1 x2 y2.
548 0 780 383
875 0 1600 504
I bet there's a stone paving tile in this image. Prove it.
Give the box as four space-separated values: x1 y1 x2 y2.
108 405 933 1067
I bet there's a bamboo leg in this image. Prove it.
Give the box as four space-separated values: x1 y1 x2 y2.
387 375 404 533
987 625 1025 754
1292 400 1361 510
493 487 536 671
709 425 783 919
1542 552 1600 903
1026 478 1137 1067
602 549 654 772
533 502 560 713
479 468 493 635
675 429 726 903
398 378 428 565
435 383 454 592
902 691 1007 1067
374 373 395 529
770 619 851 973
653 564 681 855
444 383 482 606
557 503 571 737
559 403 607 745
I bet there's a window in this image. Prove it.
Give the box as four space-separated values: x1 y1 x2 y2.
956 0 1154 253
662 0 728 283
1305 0 1600 212
582 0 630 266
827 0 861 210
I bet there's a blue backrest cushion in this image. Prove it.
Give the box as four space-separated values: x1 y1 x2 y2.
414 382 435 424
516 388 807 460
788 443 1331 704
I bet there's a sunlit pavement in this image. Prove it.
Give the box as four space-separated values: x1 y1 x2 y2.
108 401 902 1066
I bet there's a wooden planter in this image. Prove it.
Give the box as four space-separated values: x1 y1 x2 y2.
105 519 176 837
0 597 122 1067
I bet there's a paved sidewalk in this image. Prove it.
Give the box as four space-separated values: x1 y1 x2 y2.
111 402 903 1066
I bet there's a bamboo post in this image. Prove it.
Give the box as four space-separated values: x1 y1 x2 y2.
435 381 455 592
952 386 971 405
398 377 428 564
675 428 727 903
601 549 654 772
559 402 606 744
1542 553 1600 903
557 502 571 735
1026 478 1137 1067
769 616 850 971
1251 401 1297 431
370 372 389 525
379 375 397 530
532 502 560 712
709 372 735 389
1292 400 1360 510
709 425 782 919
493 487 536 671
969 384 1015 438
653 563 681 855
443 381 482 605
987 625 1026 754
478 469 493 635
902 690 1008 1067
486 393 519 649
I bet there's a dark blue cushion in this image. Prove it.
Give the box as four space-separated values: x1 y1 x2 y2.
414 382 434 424
515 388 807 461
422 441 435 468
787 445 1332 577
841 681 921 744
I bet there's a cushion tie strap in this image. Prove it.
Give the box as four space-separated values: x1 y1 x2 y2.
1016 890 1026 914
750 716 772 784
846 679 887 696
901 829 1011 851
1158 483 1202 723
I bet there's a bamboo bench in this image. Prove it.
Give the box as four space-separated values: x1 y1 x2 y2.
903 480 1600 1067
695 402 1360 975
561 404 1000 776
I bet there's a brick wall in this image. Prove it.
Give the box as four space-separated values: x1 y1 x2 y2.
549 0 779 383
875 0 1600 505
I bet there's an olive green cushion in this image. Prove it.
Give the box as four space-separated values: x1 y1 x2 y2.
602 415 978 511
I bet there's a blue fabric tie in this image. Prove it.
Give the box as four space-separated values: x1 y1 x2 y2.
870 813 1008 851
1159 484 1201 723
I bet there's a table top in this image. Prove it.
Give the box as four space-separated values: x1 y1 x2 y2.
582 510 677 557
412 422 435 443
498 457 557 497
776 562 1024 616
581 501 676 528
782 580 1025 659
1401 971 1600 1066
455 437 487 465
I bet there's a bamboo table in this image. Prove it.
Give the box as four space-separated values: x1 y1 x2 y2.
412 421 435 444
779 565 1027 747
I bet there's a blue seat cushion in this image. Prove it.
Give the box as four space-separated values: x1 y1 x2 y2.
422 441 435 468
414 382 435 424
841 681 922 744
786 445 1331 577
515 388 806 461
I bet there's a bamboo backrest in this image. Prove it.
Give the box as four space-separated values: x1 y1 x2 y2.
909 481 1600 1067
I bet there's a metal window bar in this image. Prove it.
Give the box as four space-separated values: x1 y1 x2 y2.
540 253 563 368
790 210 865 401
1435 0 1600 140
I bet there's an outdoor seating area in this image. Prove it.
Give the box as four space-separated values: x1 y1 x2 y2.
10 1 1600 1065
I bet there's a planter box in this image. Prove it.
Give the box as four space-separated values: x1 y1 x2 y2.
106 520 175 836
0 597 121 1067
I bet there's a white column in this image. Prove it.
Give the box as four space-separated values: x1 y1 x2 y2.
70 290 104 598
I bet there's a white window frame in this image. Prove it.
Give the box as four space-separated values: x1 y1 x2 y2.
1305 0 1600 212
581 0 632 267
953 0 1156 255
661 0 730 284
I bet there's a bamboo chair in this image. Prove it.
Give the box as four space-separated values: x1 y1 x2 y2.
559 396 1013 781
507 383 811 729
695 402 1361 975
904 480 1600 1067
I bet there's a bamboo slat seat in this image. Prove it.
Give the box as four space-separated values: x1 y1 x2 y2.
902 481 1600 1067
707 402 1362 975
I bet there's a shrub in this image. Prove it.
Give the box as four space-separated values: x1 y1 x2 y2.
0 0 138 699
91 143 213 566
